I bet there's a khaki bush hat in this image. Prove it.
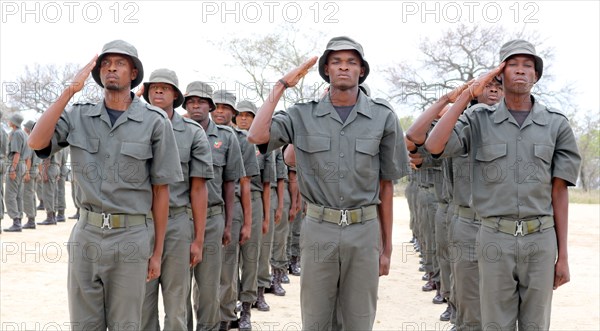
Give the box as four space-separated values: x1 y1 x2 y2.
9 113 24 127
183 81 216 111
143 68 184 108
499 39 543 80
213 90 238 114
233 100 257 124
92 40 144 89
23 120 35 131
318 36 370 84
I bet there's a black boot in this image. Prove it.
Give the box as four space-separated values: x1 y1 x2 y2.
22 217 37 229
38 212 57 225
55 210 66 222
252 287 270 311
68 208 80 220
4 218 22 232
289 255 301 276
36 200 45 210
238 302 252 331
270 268 286 296
281 268 290 284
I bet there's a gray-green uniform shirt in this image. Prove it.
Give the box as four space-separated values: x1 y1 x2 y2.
233 128 259 199
8 128 28 164
252 147 275 192
270 148 288 188
441 97 581 218
204 120 244 207
35 96 183 214
170 112 214 207
259 92 409 208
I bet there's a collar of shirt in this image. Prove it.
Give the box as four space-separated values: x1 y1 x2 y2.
86 92 144 126
492 96 549 127
314 91 373 123
206 119 219 137
171 111 186 132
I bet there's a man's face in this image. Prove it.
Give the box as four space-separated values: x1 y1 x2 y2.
236 112 254 130
212 104 235 125
324 50 365 90
477 80 504 106
185 96 212 122
99 54 138 91
148 83 178 111
501 54 538 95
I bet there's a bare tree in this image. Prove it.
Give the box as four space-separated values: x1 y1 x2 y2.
6 63 98 113
384 24 576 115
215 24 327 108
573 112 600 191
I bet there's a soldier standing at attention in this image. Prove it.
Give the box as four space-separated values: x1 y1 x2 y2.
4 113 28 232
28 40 182 330
426 39 581 331
248 36 409 330
140 68 214 331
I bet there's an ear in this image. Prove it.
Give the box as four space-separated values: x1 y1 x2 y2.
324 63 330 77
360 66 365 77
131 68 139 81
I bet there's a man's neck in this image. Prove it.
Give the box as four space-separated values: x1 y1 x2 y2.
504 93 533 112
329 86 359 107
104 89 132 111
199 118 210 131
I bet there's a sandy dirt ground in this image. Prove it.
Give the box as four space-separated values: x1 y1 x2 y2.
1 187 599 330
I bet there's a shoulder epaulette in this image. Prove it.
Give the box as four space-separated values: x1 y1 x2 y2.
182 117 202 128
372 98 394 111
546 107 568 119
145 103 168 118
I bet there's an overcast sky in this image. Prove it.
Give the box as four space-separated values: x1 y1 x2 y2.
1 0 598 119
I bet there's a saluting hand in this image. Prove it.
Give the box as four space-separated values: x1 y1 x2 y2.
135 85 145 98
69 55 98 95
279 56 318 89
444 79 475 103
468 63 505 99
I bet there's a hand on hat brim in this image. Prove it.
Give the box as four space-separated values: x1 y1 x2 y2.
468 62 506 100
135 84 144 98
280 56 318 89
69 55 98 95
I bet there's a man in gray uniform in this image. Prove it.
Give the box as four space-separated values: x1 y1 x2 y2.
426 39 581 331
4 113 28 232
54 148 69 222
141 69 214 330
0 112 8 232
21 120 40 229
248 36 409 330
28 40 183 330
228 99 274 330
36 144 60 226
212 92 258 331
183 82 245 331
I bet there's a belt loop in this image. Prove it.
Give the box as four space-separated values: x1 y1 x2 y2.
494 217 500 233
359 206 366 224
537 217 543 233
317 205 324 223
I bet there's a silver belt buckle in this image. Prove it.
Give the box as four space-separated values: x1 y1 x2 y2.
339 210 349 226
102 213 112 229
514 220 523 236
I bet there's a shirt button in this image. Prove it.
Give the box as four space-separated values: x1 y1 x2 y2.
517 136 522 141
109 133 114 137
339 174 344 178
517 157 522 162
519 202 523 206
340 131 345 136
340 197 344 201
339 153 344 158
105 154 110 158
